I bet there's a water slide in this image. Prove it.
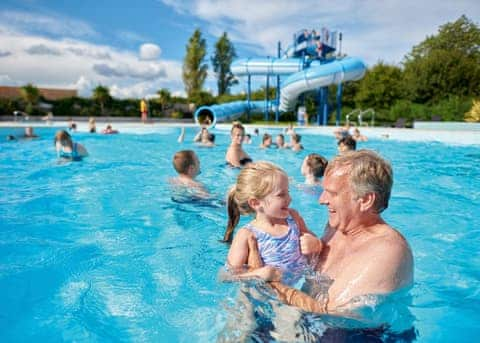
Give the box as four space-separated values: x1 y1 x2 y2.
194 56 366 126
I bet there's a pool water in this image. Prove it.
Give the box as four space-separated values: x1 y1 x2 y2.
0 126 479 341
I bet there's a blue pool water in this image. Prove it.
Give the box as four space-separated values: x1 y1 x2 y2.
1 126 479 341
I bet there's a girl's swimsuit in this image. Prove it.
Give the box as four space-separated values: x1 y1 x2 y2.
59 143 81 161
245 215 308 285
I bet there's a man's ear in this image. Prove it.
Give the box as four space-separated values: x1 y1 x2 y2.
248 198 261 211
358 193 376 212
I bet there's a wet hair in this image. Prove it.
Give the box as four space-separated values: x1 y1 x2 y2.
54 130 73 149
325 150 393 213
292 133 301 143
222 161 287 243
262 133 272 144
172 150 197 174
231 121 245 134
338 136 356 151
305 153 328 178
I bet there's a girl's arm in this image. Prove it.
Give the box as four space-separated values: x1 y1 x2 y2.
227 228 251 269
289 209 323 255
225 231 281 282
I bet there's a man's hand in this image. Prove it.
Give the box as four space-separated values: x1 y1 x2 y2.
254 266 282 282
300 233 323 255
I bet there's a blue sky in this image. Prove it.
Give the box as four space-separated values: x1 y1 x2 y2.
0 0 478 99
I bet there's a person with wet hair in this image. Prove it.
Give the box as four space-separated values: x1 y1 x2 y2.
225 122 252 168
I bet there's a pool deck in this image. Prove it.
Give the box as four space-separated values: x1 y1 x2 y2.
1 119 479 146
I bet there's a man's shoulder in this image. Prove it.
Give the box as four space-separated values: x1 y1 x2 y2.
368 224 412 260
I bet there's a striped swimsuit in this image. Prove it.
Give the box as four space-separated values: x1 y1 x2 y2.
245 215 308 285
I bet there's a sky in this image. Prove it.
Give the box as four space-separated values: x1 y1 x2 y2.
0 0 478 99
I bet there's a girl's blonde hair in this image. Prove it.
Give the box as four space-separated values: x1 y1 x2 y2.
222 161 287 243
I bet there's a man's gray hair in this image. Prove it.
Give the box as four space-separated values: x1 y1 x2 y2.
325 150 393 213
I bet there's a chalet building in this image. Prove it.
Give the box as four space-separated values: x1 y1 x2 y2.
0 86 77 100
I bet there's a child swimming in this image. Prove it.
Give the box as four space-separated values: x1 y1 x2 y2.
170 150 209 199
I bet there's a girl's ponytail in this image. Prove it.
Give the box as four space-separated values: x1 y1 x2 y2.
222 186 240 243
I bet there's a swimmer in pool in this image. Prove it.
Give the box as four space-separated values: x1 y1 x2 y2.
54 130 88 160
301 153 328 185
225 122 252 168
170 150 209 198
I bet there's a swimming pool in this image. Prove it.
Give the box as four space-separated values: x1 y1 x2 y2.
1 126 479 341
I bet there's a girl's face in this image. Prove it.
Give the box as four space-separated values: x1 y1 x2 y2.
258 173 291 220
276 136 284 146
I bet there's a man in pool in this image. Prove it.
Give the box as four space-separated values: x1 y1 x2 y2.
251 150 414 314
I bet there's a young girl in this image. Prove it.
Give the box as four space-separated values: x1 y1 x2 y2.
54 130 88 160
222 161 323 285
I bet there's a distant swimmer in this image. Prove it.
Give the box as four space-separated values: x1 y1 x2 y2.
102 124 119 134
301 153 328 186
225 122 252 168
170 150 209 199
337 135 356 154
290 133 304 152
23 127 39 139
352 127 368 142
54 130 88 161
88 117 97 133
259 133 273 149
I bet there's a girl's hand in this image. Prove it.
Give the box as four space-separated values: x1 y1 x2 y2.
300 233 323 255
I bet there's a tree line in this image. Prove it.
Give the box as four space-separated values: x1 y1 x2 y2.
2 15 479 124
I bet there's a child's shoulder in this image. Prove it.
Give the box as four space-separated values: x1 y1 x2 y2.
231 226 254 242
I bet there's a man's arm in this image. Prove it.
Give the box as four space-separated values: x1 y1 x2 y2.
271 233 413 313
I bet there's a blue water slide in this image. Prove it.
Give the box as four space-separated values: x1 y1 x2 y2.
194 56 366 125
194 100 277 127
279 57 366 111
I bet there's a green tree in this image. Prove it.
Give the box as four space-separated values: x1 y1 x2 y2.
156 88 171 112
92 85 111 116
354 62 404 111
211 32 238 96
403 15 480 103
20 83 40 114
183 29 208 101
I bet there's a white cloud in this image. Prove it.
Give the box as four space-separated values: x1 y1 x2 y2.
0 25 184 99
163 0 480 65
139 43 162 60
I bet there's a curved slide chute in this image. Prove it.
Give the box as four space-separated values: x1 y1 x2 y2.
194 56 366 126
195 100 277 128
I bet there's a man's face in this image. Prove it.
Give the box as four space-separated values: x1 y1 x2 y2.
319 169 359 230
